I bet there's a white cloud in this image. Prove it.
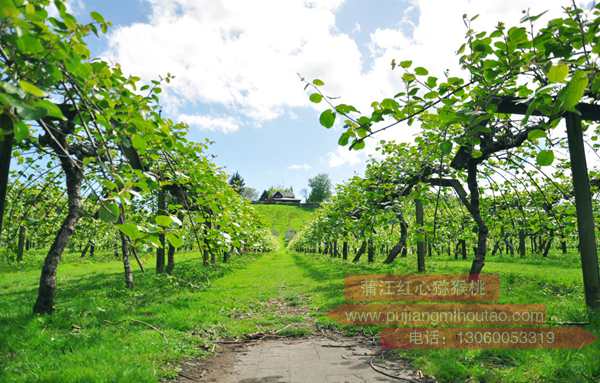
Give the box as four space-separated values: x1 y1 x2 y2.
322 0 574 167
179 114 240 133
105 0 354 123
327 146 365 168
288 163 312 171
106 0 582 158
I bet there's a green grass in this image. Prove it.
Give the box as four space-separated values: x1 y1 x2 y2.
0 204 317 382
291 251 600 383
253 204 316 243
1 205 599 382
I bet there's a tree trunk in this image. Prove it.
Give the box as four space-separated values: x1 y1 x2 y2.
166 244 175 273
367 239 374 263
385 215 407 263
518 230 526 257
0 114 14 242
89 241 95 257
543 235 554 258
33 156 83 314
467 162 488 278
353 241 366 263
120 231 134 289
156 189 166 273
80 241 90 258
506 237 514 256
342 241 349 260
17 225 26 262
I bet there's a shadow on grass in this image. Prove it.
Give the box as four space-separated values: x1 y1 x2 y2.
0 252 262 379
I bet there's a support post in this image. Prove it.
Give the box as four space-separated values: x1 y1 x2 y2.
565 112 600 310
415 198 426 273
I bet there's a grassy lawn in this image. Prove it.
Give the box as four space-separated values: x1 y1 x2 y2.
293 251 600 383
0 205 317 382
1 205 598 382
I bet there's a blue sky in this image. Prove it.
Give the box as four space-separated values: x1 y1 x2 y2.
73 0 568 199
72 0 420 199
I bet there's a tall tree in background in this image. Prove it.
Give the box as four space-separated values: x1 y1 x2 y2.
307 174 332 203
240 187 258 201
229 171 246 194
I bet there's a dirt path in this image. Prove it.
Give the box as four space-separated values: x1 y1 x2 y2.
172 244 433 383
176 335 431 383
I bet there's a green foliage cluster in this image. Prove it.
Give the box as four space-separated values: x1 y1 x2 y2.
299 3 600 311
0 0 271 312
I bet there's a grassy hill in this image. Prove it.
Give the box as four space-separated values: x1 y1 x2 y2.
253 204 316 244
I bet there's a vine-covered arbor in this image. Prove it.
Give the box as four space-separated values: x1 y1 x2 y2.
294 4 600 312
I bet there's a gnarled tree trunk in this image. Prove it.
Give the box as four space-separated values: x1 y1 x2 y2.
33 155 83 314
353 241 366 263
467 162 488 278
385 212 408 264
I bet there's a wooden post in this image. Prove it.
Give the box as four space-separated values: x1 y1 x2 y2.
565 112 600 309
415 199 426 273
0 115 13 242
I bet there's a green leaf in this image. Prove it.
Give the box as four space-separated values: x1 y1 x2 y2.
0 0 18 18
381 98 399 110
402 73 416 82
335 104 359 114
312 79 324 86
117 223 141 240
536 150 554 166
15 103 47 120
13 121 29 142
414 67 429 76
90 11 105 24
309 93 323 103
426 76 438 88
338 132 350 146
439 141 452 155
559 71 588 111
18 80 46 97
399 60 412 68
319 109 336 128
98 203 119 223
131 134 147 151
507 27 528 45
547 62 568 83
527 129 546 141
155 215 173 227
166 233 184 248
352 140 365 150
33 100 66 120
16 35 44 54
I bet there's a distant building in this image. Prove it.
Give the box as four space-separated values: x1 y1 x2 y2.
257 188 301 205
